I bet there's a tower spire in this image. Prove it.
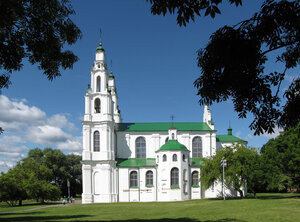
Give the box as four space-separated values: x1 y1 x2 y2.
96 29 104 52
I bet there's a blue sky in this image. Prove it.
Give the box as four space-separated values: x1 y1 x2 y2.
0 0 297 172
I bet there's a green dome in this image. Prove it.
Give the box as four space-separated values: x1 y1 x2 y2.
96 41 105 52
159 140 188 151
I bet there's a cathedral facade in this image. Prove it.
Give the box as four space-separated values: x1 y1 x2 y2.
81 42 246 203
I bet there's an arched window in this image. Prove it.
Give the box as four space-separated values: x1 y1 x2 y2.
163 154 167 162
94 131 100 152
171 167 179 187
165 137 169 144
192 136 202 158
171 133 175 140
135 137 146 158
192 171 199 186
145 170 153 186
94 98 101 113
129 171 138 187
96 76 101 92
172 154 177 161
183 154 186 162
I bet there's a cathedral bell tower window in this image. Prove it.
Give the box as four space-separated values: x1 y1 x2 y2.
93 131 100 152
96 76 101 92
94 98 101 113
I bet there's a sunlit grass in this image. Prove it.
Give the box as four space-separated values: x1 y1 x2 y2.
0 193 299 222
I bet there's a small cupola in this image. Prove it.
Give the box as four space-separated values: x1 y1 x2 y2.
227 123 232 135
168 126 177 140
95 40 105 61
158 140 188 152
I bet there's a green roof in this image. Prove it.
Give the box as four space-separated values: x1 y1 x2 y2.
116 122 213 132
158 140 189 151
216 135 246 143
191 158 204 167
96 41 105 52
117 158 156 168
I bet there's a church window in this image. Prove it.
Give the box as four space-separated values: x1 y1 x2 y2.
135 137 146 158
171 167 179 187
96 76 101 92
145 170 153 186
129 171 138 187
192 171 199 186
94 98 101 113
171 133 174 140
172 154 177 161
163 154 167 162
183 154 186 162
165 137 169 144
192 136 203 158
94 131 100 152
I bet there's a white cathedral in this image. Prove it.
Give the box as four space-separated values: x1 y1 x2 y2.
81 41 247 204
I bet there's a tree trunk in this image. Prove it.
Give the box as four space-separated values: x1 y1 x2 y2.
254 192 257 199
18 199 22 206
238 189 244 198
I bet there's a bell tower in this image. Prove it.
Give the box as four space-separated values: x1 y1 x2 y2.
82 40 121 203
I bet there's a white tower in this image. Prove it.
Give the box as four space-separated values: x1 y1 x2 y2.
82 41 121 203
203 105 214 130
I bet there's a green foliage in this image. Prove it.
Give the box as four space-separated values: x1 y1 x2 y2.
0 158 60 206
0 147 81 206
146 0 242 26
260 123 300 191
27 148 82 197
0 170 27 206
195 0 299 135
200 144 262 198
147 0 299 135
0 0 82 90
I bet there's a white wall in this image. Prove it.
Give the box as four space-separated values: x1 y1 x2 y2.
116 131 215 159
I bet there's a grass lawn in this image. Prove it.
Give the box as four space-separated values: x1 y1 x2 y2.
0 193 299 222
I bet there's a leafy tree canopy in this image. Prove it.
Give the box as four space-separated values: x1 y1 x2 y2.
260 123 300 191
147 0 300 135
0 0 81 90
26 148 82 197
0 158 60 206
146 0 243 26
200 144 262 198
0 0 82 134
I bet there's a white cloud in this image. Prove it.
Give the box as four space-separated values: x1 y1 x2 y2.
47 114 77 132
57 137 82 152
0 95 46 124
0 95 81 172
262 127 282 139
246 134 253 140
27 125 71 145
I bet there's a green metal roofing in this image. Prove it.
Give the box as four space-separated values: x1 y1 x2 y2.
117 158 156 168
216 135 246 143
116 122 213 132
96 41 105 52
191 158 204 167
158 140 189 151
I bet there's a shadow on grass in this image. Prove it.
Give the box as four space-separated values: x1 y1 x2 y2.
255 195 300 200
205 194 300 201
0 216 246 222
